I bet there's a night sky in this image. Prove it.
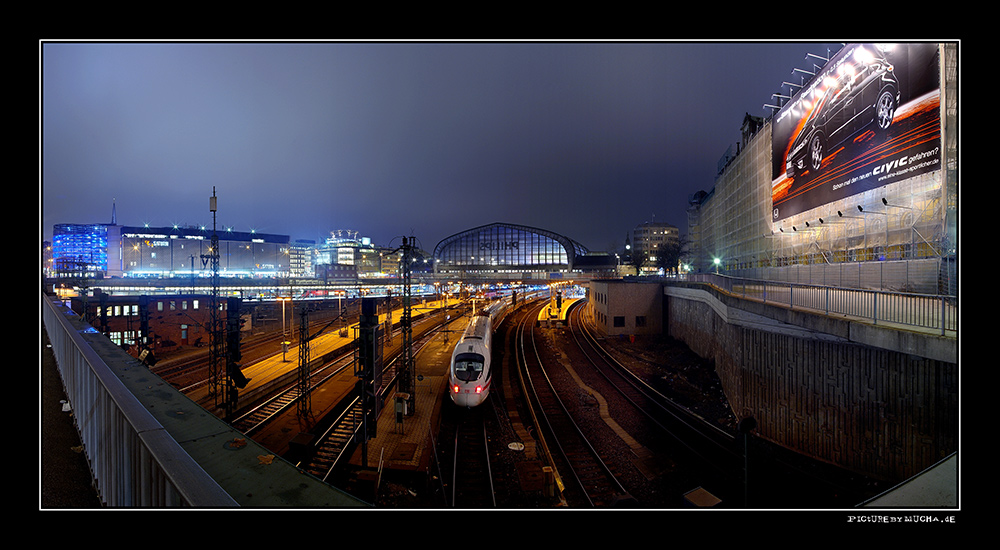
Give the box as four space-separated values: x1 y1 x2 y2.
41 40 844 254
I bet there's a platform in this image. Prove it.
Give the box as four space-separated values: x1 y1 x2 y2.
188 297 462 411
346 314 470 474
537 297 579 327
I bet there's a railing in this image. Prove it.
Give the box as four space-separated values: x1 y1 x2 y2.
42 294 238 507
683 274 957 336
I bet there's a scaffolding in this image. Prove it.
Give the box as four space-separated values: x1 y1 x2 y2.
688 43 957 295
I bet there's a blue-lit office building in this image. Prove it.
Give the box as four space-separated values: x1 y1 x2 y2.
433 222 608 278
51 222 291 278
52 223 110 277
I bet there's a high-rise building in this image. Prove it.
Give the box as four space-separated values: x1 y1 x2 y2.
631 221 679 274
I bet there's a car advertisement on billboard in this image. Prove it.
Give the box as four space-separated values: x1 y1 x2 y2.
771 43 941 222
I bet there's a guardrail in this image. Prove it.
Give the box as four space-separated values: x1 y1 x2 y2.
683 274 957 336
42 294 238 507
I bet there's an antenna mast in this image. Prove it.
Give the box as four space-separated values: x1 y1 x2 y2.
206 188 225 412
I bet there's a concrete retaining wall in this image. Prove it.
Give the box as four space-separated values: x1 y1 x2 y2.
664 283 958 482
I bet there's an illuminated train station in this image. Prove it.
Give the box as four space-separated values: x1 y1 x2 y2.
432 222 615 279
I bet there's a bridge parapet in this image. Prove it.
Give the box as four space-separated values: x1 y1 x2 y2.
42 293 369 507
679 273 956 363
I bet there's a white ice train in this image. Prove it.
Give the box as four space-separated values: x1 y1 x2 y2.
448 297 513 408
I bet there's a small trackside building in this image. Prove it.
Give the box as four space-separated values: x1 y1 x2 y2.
587 279 664 337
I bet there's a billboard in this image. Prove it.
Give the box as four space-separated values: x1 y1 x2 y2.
771 43 941 222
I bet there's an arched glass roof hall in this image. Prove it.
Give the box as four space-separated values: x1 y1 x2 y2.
433 223 589 275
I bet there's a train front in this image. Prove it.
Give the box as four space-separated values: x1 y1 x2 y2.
449 342 491 407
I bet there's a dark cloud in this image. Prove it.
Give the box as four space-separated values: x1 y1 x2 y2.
41 40 840 252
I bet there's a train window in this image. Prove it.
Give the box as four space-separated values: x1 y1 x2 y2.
454 352 485 381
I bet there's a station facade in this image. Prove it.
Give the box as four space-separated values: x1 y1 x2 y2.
433 222 609 279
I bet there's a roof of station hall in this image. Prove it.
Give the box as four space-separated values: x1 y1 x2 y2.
433 222 590 260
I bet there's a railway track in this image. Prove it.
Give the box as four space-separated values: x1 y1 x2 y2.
299 398 365 481
231 351 356 436
568 303 741 477
449 408 495 507
430 299 547 509
295 312 465 481
362 293 883 508
559 301 877 508
150 301 362 391
516 300 634 507
151 331 290 390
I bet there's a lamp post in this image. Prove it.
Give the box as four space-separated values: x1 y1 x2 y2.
278 296 292 361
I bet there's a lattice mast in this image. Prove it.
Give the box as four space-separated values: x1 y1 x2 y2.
399 236 415 415
297 307 311 417
205 187 225 412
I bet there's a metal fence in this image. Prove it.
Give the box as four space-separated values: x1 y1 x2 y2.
684 274 957 336
42 294 238 507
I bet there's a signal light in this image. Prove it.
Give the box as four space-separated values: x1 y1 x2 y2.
228 362 250 389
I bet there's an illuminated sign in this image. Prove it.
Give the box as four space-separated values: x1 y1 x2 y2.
480 241 519 250
771 43 941 221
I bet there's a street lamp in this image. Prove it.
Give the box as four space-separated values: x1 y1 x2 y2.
713 257 721 274
278 296 292 361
